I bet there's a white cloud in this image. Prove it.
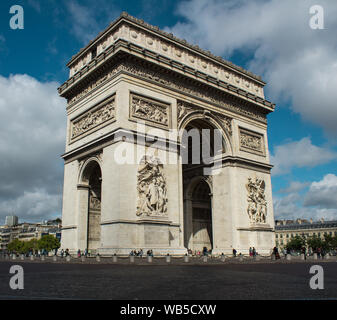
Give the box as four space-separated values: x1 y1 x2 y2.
278 181 310 194
0 74 66 224
304 174 337 209
270 137 337 176
274 174 337 220
166 0 337 135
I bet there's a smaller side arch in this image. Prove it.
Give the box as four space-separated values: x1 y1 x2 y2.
78 156 102 186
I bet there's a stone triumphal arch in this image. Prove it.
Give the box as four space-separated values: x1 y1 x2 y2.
59 12 275 255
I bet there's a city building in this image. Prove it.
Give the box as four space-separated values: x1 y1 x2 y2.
275 218 337 248
58 12 276 255
5 215 18 227
0 219 62 251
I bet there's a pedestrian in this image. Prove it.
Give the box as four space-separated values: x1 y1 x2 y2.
252 247 256 257
77 249 81 258
301 246 306 260
233 248 237 257
273 247 280 260
249 247 253 257
61 249 64 258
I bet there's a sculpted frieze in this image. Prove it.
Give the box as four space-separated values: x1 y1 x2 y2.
67 61 266 123
130 94 169 127
71 96 115 140
239 128 265 155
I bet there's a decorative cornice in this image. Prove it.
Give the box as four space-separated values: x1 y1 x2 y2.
59 42 275 113
67 12 264 84
62 58 270 124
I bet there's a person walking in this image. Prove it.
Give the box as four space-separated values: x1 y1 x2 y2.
249 247 253 257
252 247 256 257
233 248 237 257
77 249 81 258
301 246 306 260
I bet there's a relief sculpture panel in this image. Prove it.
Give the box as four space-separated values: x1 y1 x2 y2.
136 155 168 217
70 96 115 141
246 177 267 224
239 127 265 156
130 93 169 128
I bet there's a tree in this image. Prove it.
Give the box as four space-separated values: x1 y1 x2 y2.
286 235 306 252
38 235 60 253
7 239 24 253
307 235 324 252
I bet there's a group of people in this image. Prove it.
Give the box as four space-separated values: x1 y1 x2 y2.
129 249 154 257
186 247 212 257
249 247 257 257
76 249 92 258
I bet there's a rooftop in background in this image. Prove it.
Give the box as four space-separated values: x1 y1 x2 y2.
275 218 337 231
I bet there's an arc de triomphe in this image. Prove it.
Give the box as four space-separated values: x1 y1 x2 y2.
58 12 275 255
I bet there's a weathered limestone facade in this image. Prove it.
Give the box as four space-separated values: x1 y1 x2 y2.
59 12 276 255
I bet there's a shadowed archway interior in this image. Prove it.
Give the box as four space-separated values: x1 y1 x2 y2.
82 161 102 251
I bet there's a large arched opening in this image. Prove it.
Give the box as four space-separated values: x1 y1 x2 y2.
181 116 227 253
80 160 102 251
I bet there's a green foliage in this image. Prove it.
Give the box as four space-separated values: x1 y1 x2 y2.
7 235 60 254
37 235 60 252
285 235 306 251
7 238 24 253
307 235 325 251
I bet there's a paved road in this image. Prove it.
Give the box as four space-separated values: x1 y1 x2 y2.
0 260 336 300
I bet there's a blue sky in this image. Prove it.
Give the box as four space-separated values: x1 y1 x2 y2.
0 0 336 223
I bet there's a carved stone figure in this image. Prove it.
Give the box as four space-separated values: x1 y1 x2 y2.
136 156 168 217
240 129 264 154
246 177 267 223
131 94 169 127
71 98 115 139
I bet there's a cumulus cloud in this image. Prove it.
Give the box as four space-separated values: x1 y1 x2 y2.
166 0 337 135
274 174 337 220
304 174 337 209
0 74 66 224
278 181 310 194
270 137 337 176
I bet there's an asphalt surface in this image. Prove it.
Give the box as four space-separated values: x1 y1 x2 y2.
0 258 336 300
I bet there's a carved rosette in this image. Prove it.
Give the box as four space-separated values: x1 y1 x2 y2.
246 177 267 224
136 155 168 217
130 93 169 128
239 128 265 155
71 96 115 140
